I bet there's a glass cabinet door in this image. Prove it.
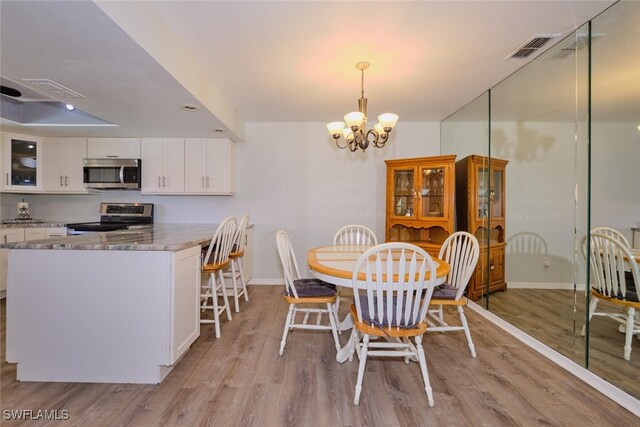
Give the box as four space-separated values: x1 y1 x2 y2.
391 168 416 218
419 166 445 218
10 139 37 187
491 168 504 218
4 135 42 191
476 165 490 219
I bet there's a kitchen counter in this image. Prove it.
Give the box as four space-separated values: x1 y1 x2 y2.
1 221 68 229
0 224 228 251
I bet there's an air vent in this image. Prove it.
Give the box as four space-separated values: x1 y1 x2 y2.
506 34 559 60
21 79 85 99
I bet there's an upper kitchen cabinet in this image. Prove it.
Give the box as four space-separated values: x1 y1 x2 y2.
87 138 141 159
184 138 236 195
141 138 185 194
385 155 456 258
3 133 43 193
43 137 88 193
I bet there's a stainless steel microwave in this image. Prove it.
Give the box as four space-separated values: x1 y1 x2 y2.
83 158 141 190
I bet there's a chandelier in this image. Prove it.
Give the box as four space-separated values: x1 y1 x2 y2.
326 62 399 152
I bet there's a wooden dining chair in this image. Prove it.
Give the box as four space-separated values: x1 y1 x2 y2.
582 233 640 360
224 214 250 312
332 225 378 323
591 226 631 248
201 216 236 338
333 224 378 246
350 242 438 407
276 230 341 356
427 232 480 358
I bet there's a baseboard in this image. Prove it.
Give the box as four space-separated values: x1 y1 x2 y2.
467 301 640 417
247 279 284 286
508 282 586 291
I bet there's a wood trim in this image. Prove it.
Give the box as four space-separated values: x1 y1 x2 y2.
229 250 244 259
202 260 230 272
283 294 337 304
351 305 427 337
307 246 451 282
429 297 467 306
590 289 640 308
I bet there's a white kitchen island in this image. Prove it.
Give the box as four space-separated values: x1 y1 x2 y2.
2 224 219 384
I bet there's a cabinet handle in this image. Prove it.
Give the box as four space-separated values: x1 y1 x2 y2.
6 173 8 186
163 176 166 188
206 176 210 188
202 176 205 188
60 175 64 186
158 176 161 188
65 176 68 186
3 235 7 244
106 155 118 158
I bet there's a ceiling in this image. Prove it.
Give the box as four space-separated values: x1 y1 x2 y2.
0 1 618 138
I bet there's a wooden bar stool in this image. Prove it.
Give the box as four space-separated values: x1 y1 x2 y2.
201 216 236 338
224 214 250 312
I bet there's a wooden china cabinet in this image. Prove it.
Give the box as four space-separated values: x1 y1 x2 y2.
455 155 508 300
384 155 456 258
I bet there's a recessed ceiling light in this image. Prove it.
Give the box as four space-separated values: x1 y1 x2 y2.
65 104 75 111
180 103 201 112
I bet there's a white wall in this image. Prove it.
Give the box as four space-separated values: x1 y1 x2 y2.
1 122 440 281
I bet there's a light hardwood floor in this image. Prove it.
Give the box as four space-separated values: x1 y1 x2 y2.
1 287 636 426
490 288 640 399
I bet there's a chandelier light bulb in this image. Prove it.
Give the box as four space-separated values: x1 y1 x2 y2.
378 113 399 131
342 128 354 141
344 112 364 130
327 121 345 138
374 123 386 136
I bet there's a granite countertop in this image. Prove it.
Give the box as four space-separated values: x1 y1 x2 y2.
1 222 69 229
0 224 224 251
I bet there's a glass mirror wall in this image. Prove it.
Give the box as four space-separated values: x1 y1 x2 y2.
587 0 640 398
441 92 490 306
440 0 639 399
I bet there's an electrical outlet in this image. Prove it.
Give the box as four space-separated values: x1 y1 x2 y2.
543 257 551 268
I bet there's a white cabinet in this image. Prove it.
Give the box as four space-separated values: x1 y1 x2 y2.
24 229 46 241
141 138 185 194
1 228 25 294
1 227 67 295
46 227 67 238
87 138 140 159
43 138 87 193
0 134 4 190
184 138 235 195
3 133 43 192
171 245 201 363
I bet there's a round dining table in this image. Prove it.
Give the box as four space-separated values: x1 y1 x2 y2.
307 245 451 363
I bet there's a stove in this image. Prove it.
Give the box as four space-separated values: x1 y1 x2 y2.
67 203 154 234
